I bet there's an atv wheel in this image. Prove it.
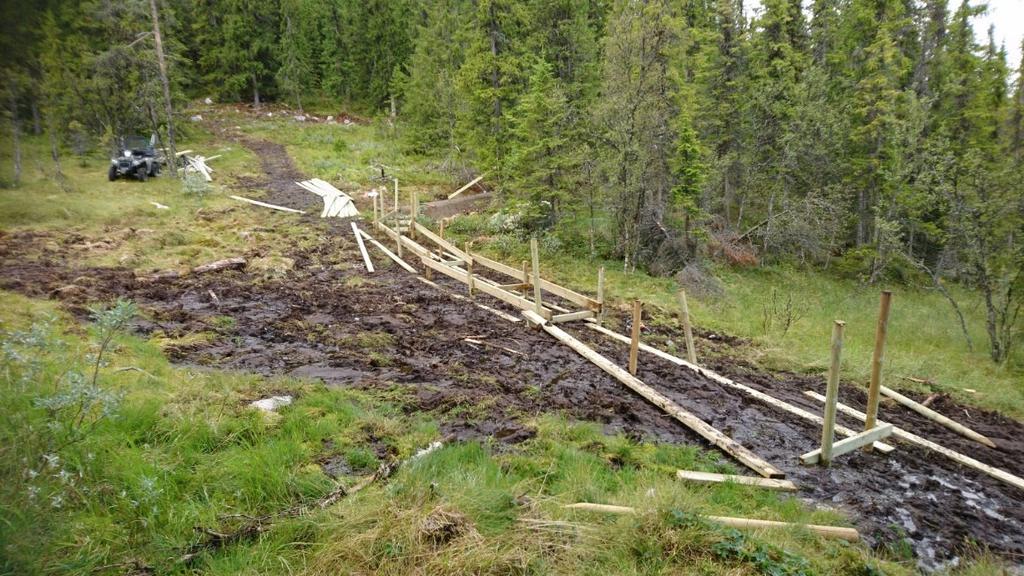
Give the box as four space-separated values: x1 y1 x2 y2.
108 165 118 181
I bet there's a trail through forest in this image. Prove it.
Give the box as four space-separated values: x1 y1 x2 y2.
2 140 1022 571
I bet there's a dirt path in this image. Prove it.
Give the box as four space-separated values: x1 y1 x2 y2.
3 139 1024 571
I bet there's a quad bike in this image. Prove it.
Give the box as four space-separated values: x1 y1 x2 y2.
108 135 162 181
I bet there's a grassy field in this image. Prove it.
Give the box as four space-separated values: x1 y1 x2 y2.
0 109 1018 574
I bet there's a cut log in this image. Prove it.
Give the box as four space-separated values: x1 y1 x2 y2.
230 195 305 214
800 424 893 465
675 470 797 492
563 503 858 541
583 322 895 453
192 257 246 274
880 385 996 448
803 391 1024 492
351 222 374 273
524 310 783 479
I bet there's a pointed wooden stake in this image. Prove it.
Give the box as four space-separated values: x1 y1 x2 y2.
531 238 543 313
679 289 697 364
864 290 893 448
820 321 846 465
629 300 642 376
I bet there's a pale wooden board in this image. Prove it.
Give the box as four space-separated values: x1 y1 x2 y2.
675 470 798 492
800 424 893 465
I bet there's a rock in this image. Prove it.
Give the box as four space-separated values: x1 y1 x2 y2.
326 115 334 122
204 97 213 104
189 114 203 122
294 115 307 122
267 112 273 117
249 395 292 412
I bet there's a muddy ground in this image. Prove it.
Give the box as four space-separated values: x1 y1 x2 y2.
3 140 1023 572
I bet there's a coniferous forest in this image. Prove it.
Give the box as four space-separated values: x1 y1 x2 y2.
1 0 1022 363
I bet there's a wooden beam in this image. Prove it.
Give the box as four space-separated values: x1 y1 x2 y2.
550 310 595 323
414 277 521 323
351 222 374 273
880 385 996 448
597 266 605 323
800 424 893 465
820 321 845 465
466 250 601 310
359 229 417 274
803 391 1024 492
448 173 486 199
524 311 783 479
582 322 895 453
229 195 305 214
562 504 858 541
476 277 552 320
864 291 893 440
675 470 797 492
413 222 470 261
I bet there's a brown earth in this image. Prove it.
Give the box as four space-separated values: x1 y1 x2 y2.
3 139 1024 572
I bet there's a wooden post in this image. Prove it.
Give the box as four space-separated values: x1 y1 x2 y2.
149 0 178 178
820 320 845 465
439 219 446 240
409 191 417 239
629 300 642 375
679 289 697 364
521 261 529 296
393 178 399 229
864 291 893 444
465 242 475 298
597 267 606 324
372 193 379 227
531 237 543 313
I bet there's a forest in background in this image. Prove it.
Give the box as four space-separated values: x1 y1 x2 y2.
1 0 1022 364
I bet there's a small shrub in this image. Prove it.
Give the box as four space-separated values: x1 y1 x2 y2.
181 172 211 197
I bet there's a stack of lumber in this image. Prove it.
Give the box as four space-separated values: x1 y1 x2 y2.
297 178 360 218
179 151 219 181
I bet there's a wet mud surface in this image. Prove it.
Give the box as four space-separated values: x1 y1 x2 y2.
3 139 1024 571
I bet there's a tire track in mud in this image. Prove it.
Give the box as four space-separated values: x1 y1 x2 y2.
3 138 1024 571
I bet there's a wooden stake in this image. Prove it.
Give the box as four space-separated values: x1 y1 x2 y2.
880 385 996 448
372 193 379 226
629 300 642 375
409 191 417 239
679 289 697 364
820 321 845 466
521 261 529 296
804 391 1024 492
563 503 859 541
465 242 475 298
597 266 606 324
439 219 446 240
675 470 797 492
531 237 543 313
864 291 893 442
393 178 399 229
524 310 784 478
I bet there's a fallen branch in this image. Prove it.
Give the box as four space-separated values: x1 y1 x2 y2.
563 503 859 541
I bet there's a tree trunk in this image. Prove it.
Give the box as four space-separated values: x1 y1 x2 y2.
9 88 21 187
47 118 65 190
253 77 261 108
30 99 41 135
150 0 178 178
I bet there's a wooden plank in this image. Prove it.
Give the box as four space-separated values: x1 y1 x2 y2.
679 290 697 364
420 254 469 283
468 250 601 310
359 229 417 273
880 385 996 448
414 276 522 323
413 222 470 260
524 310 783 479
531 238 543 313
582 322 896 453
803 391 1024 492
629 300 641 375
675 470 797 492
800 424 893 465
477 277 552 320
351 222 374 273
550 310 595 323
820 321 846 465
562 504 858 541
448 173 486 199
229 195 305 214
